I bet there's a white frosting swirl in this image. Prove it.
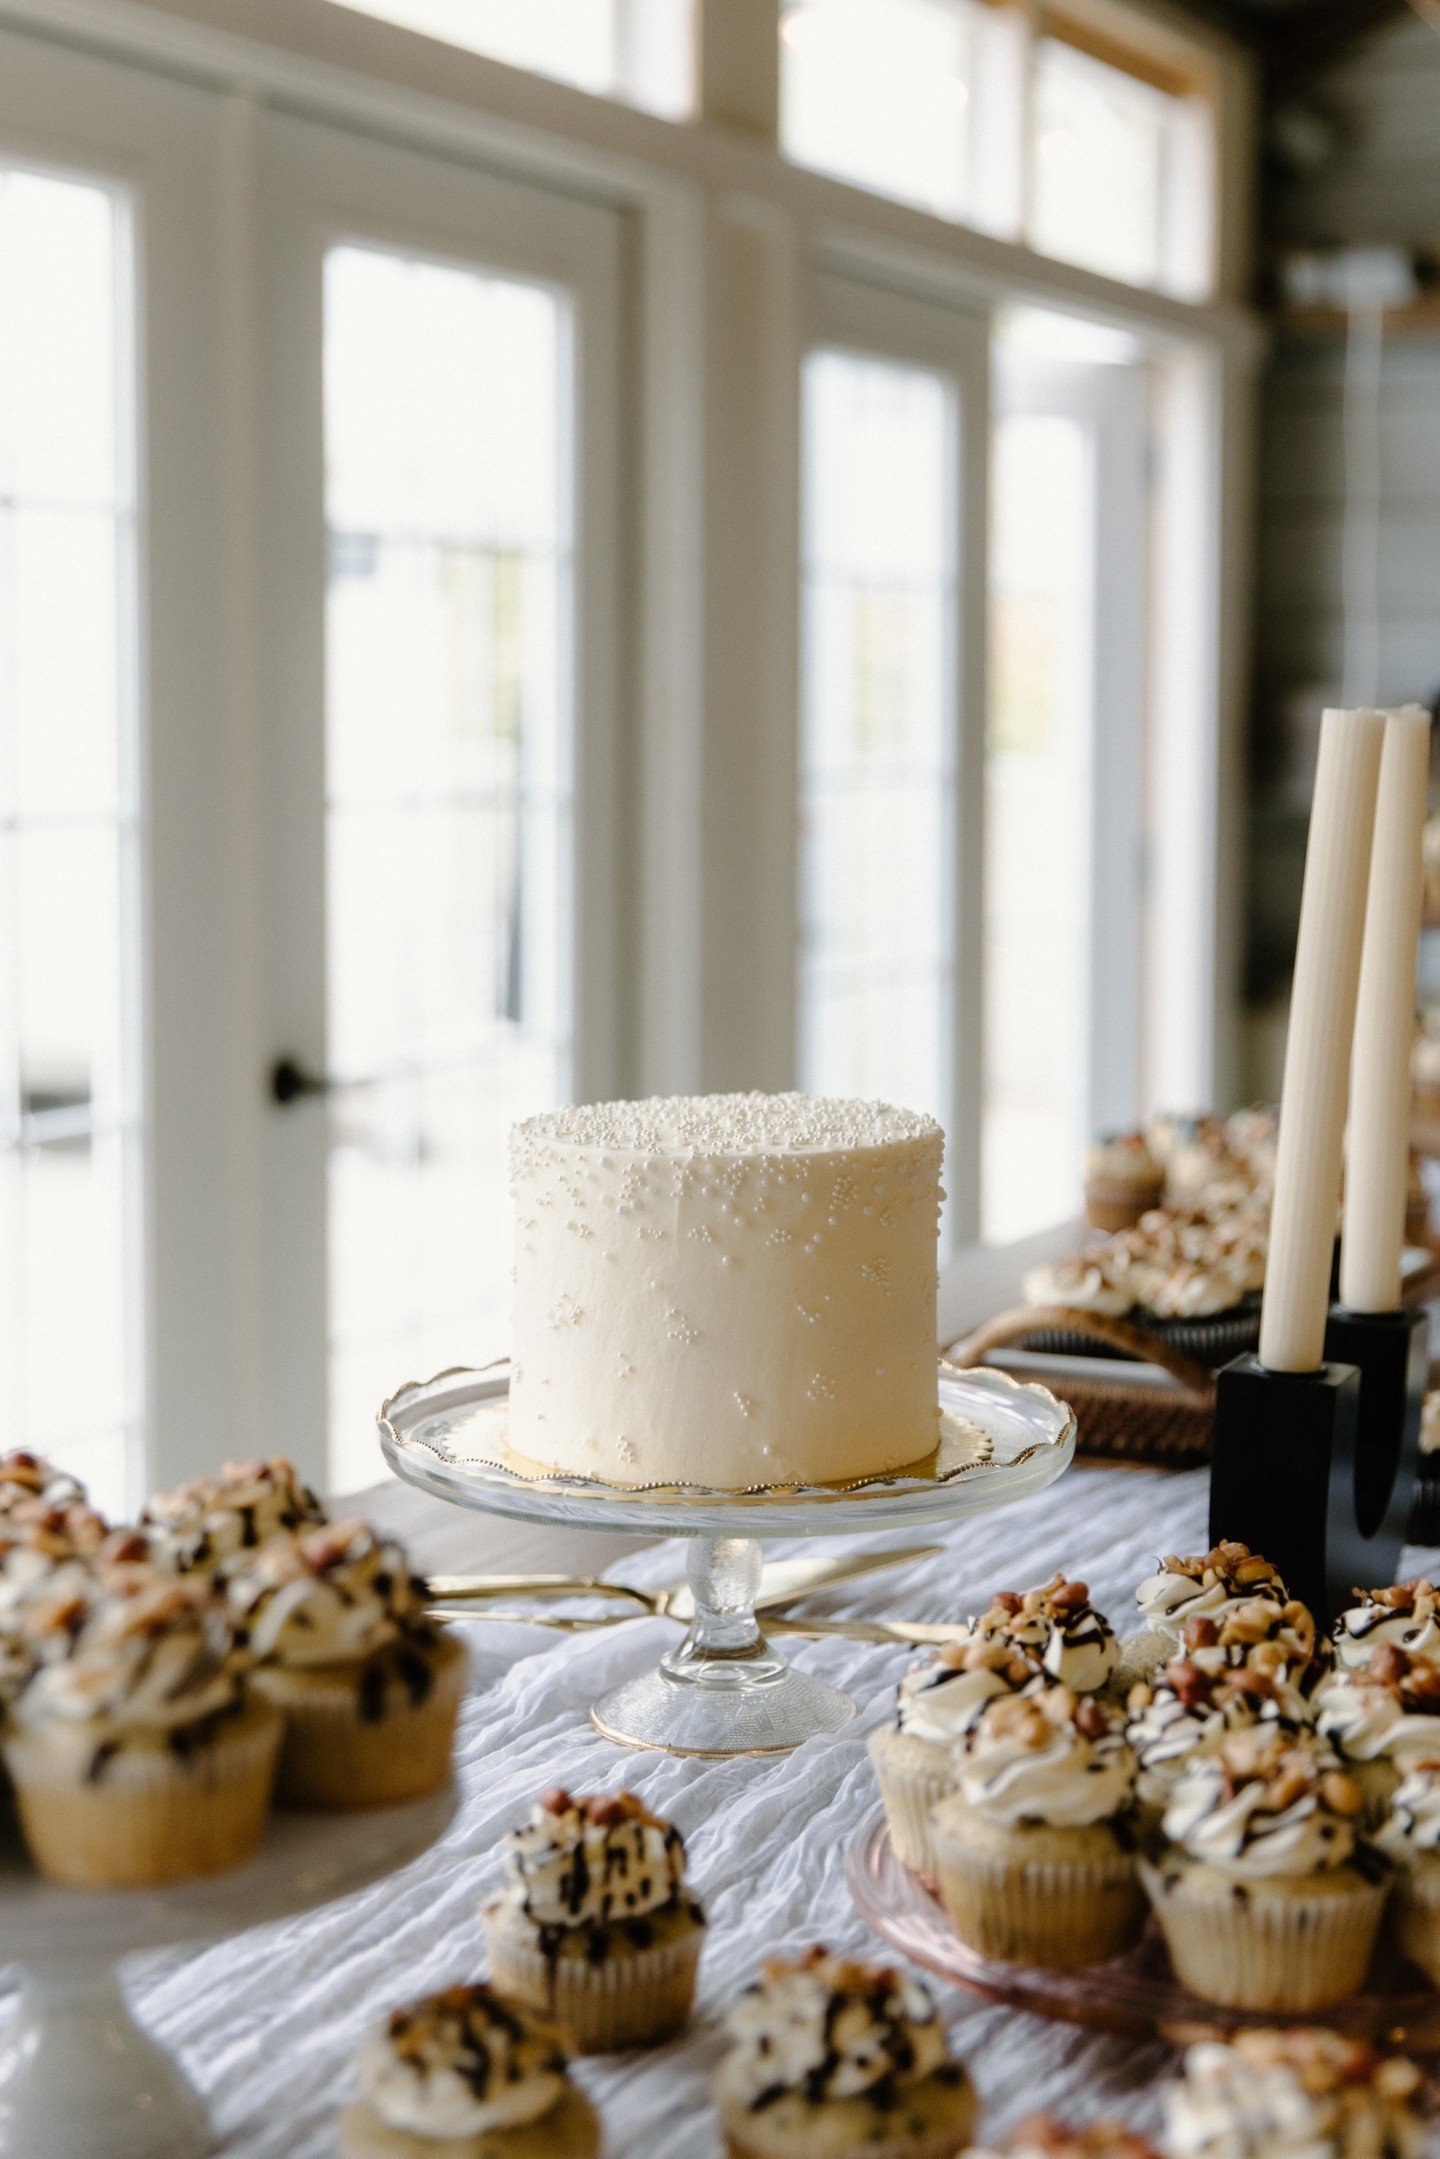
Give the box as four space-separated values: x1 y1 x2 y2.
1421 1392 1440 1459
0 1452 88 1516
1164 2034 1425 2159
957 1579 1117 1696
1314 1672 1440 1767
896 1656 1025 1747
1333 1587 1440 1671
1378 1765 1440 1860
957 1690 1135 1828
1135 1556 1288 1645
358 1986 569 2137
13 1575 241 1739
1125 1673 1305 1804
721 1952 946 2108
226 1521 430 1667
143 1458 325 1575
500 1792 691 1932
1162 1748 1357 1878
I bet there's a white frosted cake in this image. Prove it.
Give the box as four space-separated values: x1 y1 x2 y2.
507 1092 944 1488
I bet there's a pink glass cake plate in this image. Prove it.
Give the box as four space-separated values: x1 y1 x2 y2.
848 1812 1440 2051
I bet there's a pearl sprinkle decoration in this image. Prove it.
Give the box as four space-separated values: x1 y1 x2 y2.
506 1092 945 1489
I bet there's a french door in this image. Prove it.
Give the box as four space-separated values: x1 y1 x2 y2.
0 27 231 1516
983 336 1148 1243
797 275 989 1250
254 116 624 1491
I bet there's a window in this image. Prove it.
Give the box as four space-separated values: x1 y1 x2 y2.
798 350 955 1132
326 0 696 118
983 310 1149 1240
781 0 1213 297
1031 34 1209 298
984 410 1091 1239
323 245 573 1488
0 166 139 1516
0 0 1238 1500
781 0 1018 231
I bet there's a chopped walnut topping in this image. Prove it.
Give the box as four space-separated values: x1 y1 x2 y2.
1210 1729 1362 1818
1228 2026 1422 2101
1005 2116 1162 2159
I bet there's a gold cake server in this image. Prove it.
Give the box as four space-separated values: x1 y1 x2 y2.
428 1544 941 1625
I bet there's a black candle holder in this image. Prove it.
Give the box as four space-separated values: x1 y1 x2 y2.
1209 1355 1367 1624
1324 1303 1427 1560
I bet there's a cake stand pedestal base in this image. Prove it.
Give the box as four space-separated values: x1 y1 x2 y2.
590 1535 853 1756
0 1963 209 2159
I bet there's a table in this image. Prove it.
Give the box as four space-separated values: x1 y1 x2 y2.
122 1465 1440 2155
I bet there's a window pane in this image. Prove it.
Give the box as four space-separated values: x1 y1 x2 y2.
781 0 1020 232
1031 39 1170 290
983 410 1092 1242
324 0 695 118
798 349 954 1150
324 245 571 1490
0 168 140 1517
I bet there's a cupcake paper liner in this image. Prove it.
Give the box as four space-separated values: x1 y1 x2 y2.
1139 1856 1386 2011
1390 1853 1440 1985
339 2084 602 2159
716 2066 975 2159
482 1903 703 2053
868 1728 954 1877
4 1699 282 1889
252 1631 465 1811
931 1818 1144 1969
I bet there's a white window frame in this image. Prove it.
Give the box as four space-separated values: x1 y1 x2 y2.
800 272 990 1244
0 23 241 1508
990 344 1150 1146
0 0 1260 1493
253 108 625 1483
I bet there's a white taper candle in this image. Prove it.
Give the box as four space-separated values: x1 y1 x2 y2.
1340 703 1433 1313
1259 706 1385 1371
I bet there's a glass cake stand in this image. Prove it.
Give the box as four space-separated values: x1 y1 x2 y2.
0 1785 454 2159
378 1363 1076 1758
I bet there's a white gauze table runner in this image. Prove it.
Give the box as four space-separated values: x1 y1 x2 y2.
126 1465 1438 2154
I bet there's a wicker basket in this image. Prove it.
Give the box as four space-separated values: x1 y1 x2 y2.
947 1306 1216 1470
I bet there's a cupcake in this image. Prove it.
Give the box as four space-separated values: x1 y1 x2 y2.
1313 1646 1440 1820
227 1519 463 1810
143 1456 326 1577
481 1789 705 2052
1124 1649 1311 1826
930 1685 1144 1968
1224 1104 1278 1186
1405 1149 1431 1246
0 1450 90 1518
1122 1544 1299 1684
1333 1580 1440 1671
870 1636 1042 1874
714 1947 974 2159
339 1983 601 2159
1165 1119 1241 1209
1413 1021 1440 1124
1020 1250 1134 1320
1376 1757 1440 1982
1140 1730 1385 2011
3 1571 280 1887
1162 2029 1427 2159
1085 1134 1164 1233
958 1577 1119 1695
962 2123 1159 2159
0 1514 119 1710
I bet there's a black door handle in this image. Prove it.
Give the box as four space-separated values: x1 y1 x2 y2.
269 1056 332 1106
